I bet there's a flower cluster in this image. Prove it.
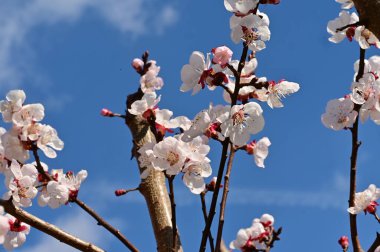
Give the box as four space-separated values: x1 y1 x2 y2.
229 213 277 251
322 56 380 130
327 2 380 49
0 90 88 250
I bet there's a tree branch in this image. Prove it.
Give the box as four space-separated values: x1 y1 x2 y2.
73 198 139 252
215 146 236 251
352 0 380 39
0 199 105 252
200 192 215 252
348 48 365 252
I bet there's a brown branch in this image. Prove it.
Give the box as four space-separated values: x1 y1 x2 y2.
352 0 380 39
348 48 365 252
200 192 215 252
73 198 139 252
215 146 236 251
125 89 182 251
0 199 104 252
368 232 380 252
199 140 230 252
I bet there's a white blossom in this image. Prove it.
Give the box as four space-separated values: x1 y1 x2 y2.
182 161 212 194
0 90 26 123
180 51 211 95
128 92 161 116
140 61 164 93
12 104 45 128
137 142 155 179
327 11 358 43
336 0 354 9
220 102 265 146
255 80 300 108
348 184 380 214
224 0 259 15
247 137 271 168
3 160 38 208
3 215 30 250
321 96 358 130
354 26 380 49
0 207 10 245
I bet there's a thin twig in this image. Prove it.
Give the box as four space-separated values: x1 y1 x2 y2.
167 175 178 252
73 198 139 252
336 21 361 32
32 147 139 251
368 232 380 252
348 47 365 252
0 199 105 252
200 192 215 252
215 145 236 251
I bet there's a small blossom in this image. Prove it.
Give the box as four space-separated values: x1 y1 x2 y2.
3 215 30 250
321 96 358 131
0 90 26 123
256 80 300 108
327 11 358 43
128 92 161 117
182 161 212 194
354 26 380 49
246 137 271 168
0 207 10 245
348 184 380 214
224 0 259 15
338 236 349 250
132 58 144 72
260 213 274 227
100 108 114 117
12 104 45 128
212 46 233 67
140 61 164 93
220 102 265 146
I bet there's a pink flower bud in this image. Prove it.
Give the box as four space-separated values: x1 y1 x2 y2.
338 236 349 249
115 189 127 197
211 46 233 67
245 140 257 155
132 58 144 72
101 108 114 117
365 201 379 214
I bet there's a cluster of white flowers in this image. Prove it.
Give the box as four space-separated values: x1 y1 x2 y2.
0 90 89 250
322 56 380 130
327 1 380 49
230 213 275 251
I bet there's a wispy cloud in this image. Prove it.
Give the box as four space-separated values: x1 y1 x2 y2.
0 0 179 89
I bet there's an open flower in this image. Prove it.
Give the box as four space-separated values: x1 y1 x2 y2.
224 0 259 15
354 26 380 49
348 184 380 214
246 137 271 168
256 80 300 108
321 96 358 130
12 104 45 128
212 46 233 67
3 215 30 250
327 11 358 43
0 90 25 123
128 92 161 117
220 102 265 146
140 61 164 93
182 161 212 194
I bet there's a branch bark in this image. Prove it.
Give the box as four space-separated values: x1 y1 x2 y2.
352 0 380 39
125 90 183 252
0 199 104 252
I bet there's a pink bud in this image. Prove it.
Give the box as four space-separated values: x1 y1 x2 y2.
211 46 233 67
338 236 349 249
101 108 114 117
132 58 144 72
115 189 127 197
245 140 257 155
365 201 379 214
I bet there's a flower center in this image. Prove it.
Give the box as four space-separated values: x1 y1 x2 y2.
242 27 259 44
232 109 245 126
337 115 349 124
166 151 180 166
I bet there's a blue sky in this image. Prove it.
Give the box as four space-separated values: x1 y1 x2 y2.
1 0 380 251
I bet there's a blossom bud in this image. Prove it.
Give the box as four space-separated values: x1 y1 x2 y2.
211 46 233 67
245 140 256 155
132 58 144 72
206 177 223 191
101 108 114 117
365 201 379 215
338 236 349 250
115 189 127 197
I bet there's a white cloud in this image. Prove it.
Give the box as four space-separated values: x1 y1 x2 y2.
0 0 179 89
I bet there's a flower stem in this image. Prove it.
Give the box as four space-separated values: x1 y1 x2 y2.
200 192 215 252
348 47 365 252
215 145 236 251
167 175 178 252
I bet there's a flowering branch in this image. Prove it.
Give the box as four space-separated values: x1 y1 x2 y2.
0 199 105 252
348 48 365 252
215 145 236 251
73 198 139 252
